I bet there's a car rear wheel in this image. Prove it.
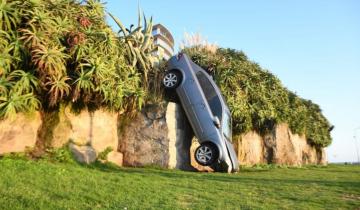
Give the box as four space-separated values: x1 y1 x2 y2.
163 70 181 89
195 143 218 166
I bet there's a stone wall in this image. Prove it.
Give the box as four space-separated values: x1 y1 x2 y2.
118 104 170 167
118 102 196 170
66 109 118 153
237 124 327 166
0 113 41 154
33 108 118 155
237 131 266 165
0 103 327 168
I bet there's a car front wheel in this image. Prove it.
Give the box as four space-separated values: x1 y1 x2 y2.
195 143 218 166
163 71 181 89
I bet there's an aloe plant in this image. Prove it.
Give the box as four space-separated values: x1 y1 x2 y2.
109 9 158 90
0 0 156 120
0 0 20 31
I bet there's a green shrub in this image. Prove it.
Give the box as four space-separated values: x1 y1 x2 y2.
97 146 113 161
0 0 158 119
43 146 75 163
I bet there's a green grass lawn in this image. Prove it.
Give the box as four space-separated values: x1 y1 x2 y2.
0 158 359 210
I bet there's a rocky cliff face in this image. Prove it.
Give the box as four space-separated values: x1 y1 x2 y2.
33 107 119 157
118 103 197 171
237 124 326 166
0 113 41 154
0 103 327 168
118 104 170 167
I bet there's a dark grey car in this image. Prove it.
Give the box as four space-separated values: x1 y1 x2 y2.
163 53 239 173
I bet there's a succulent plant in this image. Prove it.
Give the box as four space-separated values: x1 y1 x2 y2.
109 8 158 89
0 0 152 119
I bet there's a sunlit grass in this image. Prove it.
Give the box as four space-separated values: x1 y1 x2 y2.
0 158 359 210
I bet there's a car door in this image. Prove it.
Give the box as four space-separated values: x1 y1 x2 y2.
193 71 223 138
179 73 208 138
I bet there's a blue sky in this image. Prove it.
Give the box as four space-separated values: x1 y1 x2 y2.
105 0 360 162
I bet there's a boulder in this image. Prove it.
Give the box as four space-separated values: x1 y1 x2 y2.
119 104 170 167
106 151 123 167
167 102 178 168
69 143 97 164
168 103 197 171
0 112 41 154
119 102 197 170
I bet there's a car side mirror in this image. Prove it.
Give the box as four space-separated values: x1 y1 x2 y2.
213 116 221 128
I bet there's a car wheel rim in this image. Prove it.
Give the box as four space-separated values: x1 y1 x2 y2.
196 145 212 164
163 73 178 88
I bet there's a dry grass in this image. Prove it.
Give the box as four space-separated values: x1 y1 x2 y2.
179 32 218 54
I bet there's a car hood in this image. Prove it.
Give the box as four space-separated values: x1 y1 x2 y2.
224 140 239 172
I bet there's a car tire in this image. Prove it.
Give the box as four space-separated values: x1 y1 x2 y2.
163 70 182 89
195 143 218 166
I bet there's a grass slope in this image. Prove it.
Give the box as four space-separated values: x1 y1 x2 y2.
0 159 359 210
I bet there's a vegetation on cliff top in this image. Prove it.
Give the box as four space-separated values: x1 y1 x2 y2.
182 46 332 147
0 0 158 119
0 0 332 147
0 158 359 209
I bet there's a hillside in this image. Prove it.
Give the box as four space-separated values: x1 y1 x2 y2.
0 158 359 209
0 0 331 167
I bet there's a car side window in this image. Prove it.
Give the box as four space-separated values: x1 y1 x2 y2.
196 71 222 120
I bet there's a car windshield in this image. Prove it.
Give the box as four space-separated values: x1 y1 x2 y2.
222 112 232 141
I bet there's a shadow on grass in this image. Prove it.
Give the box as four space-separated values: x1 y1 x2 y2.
77 161 360 191
3 157 359 192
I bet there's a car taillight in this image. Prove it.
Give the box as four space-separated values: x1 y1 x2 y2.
177 53 183 60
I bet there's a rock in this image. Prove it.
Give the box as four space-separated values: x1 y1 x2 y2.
237 131 266 165
119 103 198 170
49 108 72 148
119 104 170 167
66 109 118 153
271 124 299 165
69 143 97 164
0 104 328 169
145 104 165 120
318 148 327 165
166 102 177 169
35 108 118 155
106 151 123 167
0 112 41 154
166 102 197 171
174 105 197 171
236 123 328 166
33 109 72 155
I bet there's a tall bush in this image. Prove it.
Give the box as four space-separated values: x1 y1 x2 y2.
0 0 156 119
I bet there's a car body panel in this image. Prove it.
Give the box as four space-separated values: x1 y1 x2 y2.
167 53 240 172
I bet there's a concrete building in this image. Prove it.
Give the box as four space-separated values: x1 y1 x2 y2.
152 24 174 60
